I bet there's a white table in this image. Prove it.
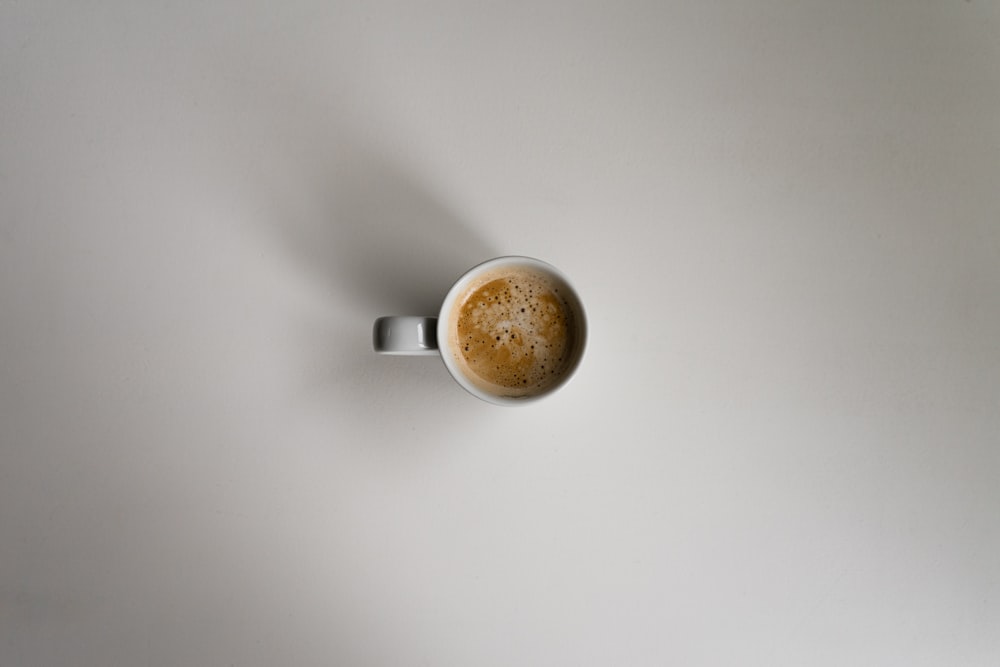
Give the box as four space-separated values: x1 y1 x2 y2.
2 2 998 665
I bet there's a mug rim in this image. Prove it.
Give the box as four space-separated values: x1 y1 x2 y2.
436 256 587 406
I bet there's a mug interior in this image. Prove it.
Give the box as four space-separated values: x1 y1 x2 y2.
437 256 586 405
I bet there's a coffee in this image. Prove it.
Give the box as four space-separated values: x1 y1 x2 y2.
447 264 581 399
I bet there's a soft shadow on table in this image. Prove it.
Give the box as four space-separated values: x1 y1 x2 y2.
254 137 501 424
283 144 497 316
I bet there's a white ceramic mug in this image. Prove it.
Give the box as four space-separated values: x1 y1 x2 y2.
373 256 587 405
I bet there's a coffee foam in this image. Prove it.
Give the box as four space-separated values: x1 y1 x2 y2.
447 265 579 398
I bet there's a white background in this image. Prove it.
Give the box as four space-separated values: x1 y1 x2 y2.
2 2 998 665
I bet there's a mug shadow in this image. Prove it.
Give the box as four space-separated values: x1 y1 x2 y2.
256 139 501 421
294 148 498 316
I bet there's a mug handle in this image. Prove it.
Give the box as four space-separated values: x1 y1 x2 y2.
372 316 440 355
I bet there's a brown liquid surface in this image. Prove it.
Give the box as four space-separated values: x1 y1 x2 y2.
452 268 576 397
